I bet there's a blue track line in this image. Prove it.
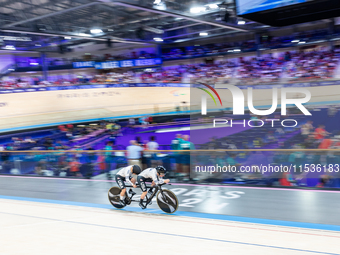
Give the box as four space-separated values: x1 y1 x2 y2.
1 194 340 232
0 210 337 255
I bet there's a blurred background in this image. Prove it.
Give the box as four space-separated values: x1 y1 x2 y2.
0 0 340 190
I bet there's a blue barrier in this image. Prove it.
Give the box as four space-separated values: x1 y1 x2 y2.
1 80 340 94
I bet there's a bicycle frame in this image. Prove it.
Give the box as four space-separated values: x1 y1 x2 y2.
108 183 178 213
124 183 169 205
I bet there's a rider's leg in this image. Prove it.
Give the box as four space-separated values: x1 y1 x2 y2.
129 177 137 196
148 181 156 194
115 175 127 203
120 188 126 199
140 191 147 200
137 176 147 209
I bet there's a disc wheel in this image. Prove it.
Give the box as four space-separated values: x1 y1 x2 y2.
156 189 179 214
108 186 125 209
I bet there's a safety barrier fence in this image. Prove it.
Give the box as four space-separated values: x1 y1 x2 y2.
1 149 340 189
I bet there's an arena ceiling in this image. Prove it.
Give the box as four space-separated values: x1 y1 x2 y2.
0 0 258 51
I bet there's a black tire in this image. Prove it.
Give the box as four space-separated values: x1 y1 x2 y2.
108 186 125 209
156 189 179 214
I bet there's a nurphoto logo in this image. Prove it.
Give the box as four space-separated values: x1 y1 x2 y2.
199 84 312 128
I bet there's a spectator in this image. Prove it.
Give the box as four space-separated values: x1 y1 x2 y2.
128 118 136 126
58 125 67 132
147 136 159 151
328 106 338 117
314 125 330 141
146 136 159 167
318 138 333 149
301 121 314 141
126 140 143 168
104 141 114 174
279 172 294 186
316 171 332 188
171 134 183 150
178 135 194 180
69 157 82 177
24 137 35 144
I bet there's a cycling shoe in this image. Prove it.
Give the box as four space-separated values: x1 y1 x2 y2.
139 200 146 209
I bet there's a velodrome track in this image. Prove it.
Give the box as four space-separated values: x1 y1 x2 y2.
1 175 340 255
1 175 340 226
2 84 340 131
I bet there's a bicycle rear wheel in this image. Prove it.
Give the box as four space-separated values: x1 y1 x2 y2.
108 186 125 209
156 189 178 214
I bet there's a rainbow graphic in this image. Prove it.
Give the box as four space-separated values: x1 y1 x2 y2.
197 83 223 106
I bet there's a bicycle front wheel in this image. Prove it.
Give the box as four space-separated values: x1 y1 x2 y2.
108 186 125 209
156 189 178 214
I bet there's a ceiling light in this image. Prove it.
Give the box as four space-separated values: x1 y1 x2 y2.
298 41 306 44
153 37 163 42
108 29 114 32
35 44 41 47
154 0 161 4
291 39 300 43
234 49 241 52
3 45 15 50
190 7 205 13
238 20 246 25
207 4 218 9
90 29 103 34
78 33 91 37
199 32 208 36
64 36 72 39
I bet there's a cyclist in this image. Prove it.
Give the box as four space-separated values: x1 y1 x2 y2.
115 165 141 205
137 165 170 209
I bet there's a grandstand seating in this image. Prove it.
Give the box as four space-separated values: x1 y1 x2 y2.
2 48 340 88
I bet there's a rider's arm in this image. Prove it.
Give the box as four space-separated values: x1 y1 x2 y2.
126 177 134 186
126 171 134 186
151 171 164 185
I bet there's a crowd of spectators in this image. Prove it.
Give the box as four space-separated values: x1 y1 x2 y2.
186 61 237 84
2 48 340 89
284 50 340 82
0 119 194 178
91 72 136 83
1 109 340 188
235 56 284 85
0 121 121 152
140 68 184 83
